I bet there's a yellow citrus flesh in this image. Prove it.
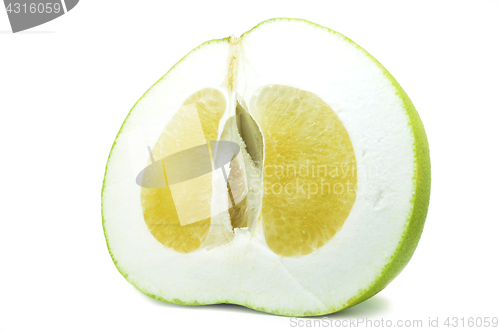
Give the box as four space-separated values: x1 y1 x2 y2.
141 88 226 253
252 85 357 257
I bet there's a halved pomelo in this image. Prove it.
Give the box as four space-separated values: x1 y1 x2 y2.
102 18 430 316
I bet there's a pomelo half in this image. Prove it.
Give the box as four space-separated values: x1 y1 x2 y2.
102 18 431 316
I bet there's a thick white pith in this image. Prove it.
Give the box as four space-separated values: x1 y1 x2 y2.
102 20 416 315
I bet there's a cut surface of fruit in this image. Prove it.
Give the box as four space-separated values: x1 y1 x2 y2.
252 84 356 257
102 18 430 317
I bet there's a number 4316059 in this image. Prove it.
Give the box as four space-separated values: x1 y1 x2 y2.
444 317 498 328
6 2 62 14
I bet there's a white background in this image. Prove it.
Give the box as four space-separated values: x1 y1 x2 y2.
1 1 499 330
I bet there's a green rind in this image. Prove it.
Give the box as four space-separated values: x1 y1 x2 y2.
102 18 431 317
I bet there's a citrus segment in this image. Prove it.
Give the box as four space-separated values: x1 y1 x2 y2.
141 88 226 253
251 84 357 257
